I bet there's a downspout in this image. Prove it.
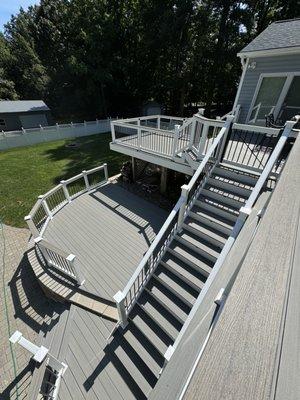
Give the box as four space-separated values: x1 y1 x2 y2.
232 56 249 112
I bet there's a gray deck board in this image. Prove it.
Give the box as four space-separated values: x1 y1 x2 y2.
44 182 167 302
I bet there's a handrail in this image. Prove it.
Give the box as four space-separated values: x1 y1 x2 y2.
113 121 174 135
164 116 300 363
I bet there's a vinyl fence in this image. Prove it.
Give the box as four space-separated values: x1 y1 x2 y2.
0 119 113 151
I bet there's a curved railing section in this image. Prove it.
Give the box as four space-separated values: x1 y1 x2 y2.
25 163 108 285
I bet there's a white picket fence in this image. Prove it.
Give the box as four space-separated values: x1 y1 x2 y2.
0 119 112 151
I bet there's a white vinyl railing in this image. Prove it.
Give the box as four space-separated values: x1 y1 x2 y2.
113 115 234 328
25 163 108 285
164 116 300 363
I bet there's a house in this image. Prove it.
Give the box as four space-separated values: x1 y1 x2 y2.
0 100 54 131
233 18 300 125
7 18 300 400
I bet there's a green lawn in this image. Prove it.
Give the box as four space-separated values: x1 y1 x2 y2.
0 133 128 228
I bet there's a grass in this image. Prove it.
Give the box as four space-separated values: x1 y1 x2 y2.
0 133 128 228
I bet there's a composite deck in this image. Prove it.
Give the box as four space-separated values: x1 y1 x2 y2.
43 182 168 303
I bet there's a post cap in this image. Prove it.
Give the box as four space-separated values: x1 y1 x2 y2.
113 291 126 303
34 236 43 244
66 254 76 262
9 330 22 344
24 215 31 221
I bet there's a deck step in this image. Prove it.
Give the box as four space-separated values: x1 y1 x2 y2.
201 188 245 210
207 176 251 199
195 199 238 224
138 292 182 341
147 278 191 322
113 328 157 396
160 255 205 293
188 209 233 237
183 217 227 249
130 305 173 357
168 241 214 278
176 230 220 261
154 265 197 307
125 322 165 374
214 164 259 187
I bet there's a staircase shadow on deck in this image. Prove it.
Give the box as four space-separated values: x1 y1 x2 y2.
8 252 66 335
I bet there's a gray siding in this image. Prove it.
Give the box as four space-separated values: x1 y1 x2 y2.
0 110 54 131
237 54 300 123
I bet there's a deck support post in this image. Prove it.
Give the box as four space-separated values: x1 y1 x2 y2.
111 121 116 142
177 184 189 231
103 163 108 181
113 291 128 328
132 157 136 182
61 180 71 203
160 167 168 195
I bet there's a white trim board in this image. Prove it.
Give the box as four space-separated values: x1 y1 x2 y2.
238 46 300 59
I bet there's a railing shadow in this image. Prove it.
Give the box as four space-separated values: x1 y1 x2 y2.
89 183 167 247
8 252 65 335
0 362 34 400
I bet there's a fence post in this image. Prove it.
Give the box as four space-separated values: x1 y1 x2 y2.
61 180 71 203
67 254 85 286
137 118 141 149
173 124 180 157
103 163 108 181
177 184 189 230
24 215 40 238
82 170 90 191
113 291 128 328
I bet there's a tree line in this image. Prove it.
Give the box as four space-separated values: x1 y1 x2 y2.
0 0 299 121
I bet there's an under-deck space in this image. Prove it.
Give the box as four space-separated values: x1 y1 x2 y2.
43 182 168 303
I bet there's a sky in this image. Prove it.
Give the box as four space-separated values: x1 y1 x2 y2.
0 0 39 32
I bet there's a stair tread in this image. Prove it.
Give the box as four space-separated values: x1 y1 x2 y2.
130 306 172 357
161 253 206 291
184 217 228 245
147 279 190 322
201 189 245 210
169 241 214 276
214 164 259 186
188 210 232 237
197 198 239 222
123 324 164 377
209 175 253 195
177 230 221 259
207 177 250 200
113 329 157 395
154 265 197 306
138 292 182 341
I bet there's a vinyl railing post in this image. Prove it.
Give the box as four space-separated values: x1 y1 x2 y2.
189 117 196 149
177 184 189 230
34 237 50 265
137 118 141 149
38 196 53 220
67 254 85 286
111 121 116 142
103 163 108 181
216 114 235 162
197 122 209 158
173 124 180 157
60 180 71 203
82 170 90 191
157 116 161 129
113 291 128 328
24 215 40 238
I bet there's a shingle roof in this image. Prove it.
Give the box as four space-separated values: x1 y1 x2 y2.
0 100 49 113
240 19 300 54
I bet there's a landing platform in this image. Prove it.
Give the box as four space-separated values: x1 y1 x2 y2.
42 182 168 304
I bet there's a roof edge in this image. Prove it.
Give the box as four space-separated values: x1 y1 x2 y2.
238 46 300 59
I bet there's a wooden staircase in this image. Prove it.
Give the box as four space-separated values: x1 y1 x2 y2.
107 163 259 399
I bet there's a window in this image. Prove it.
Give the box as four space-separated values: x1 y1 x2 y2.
248 73 300 124
0 118 6 128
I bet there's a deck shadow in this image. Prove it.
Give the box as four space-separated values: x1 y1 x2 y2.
0 362 34 400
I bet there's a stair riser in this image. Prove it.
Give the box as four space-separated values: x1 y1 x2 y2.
175 236 217 264
207 177 251 198
160 260 202 294
201 189 244 210
195 200 237 224
213 166 258 187
168 248 210 278
182 223 225 250
188 211 232 236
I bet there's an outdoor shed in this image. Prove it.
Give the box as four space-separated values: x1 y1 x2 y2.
0 100 54 131
233 18 300 126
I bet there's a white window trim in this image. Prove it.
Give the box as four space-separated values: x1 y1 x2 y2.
246 72 300 124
